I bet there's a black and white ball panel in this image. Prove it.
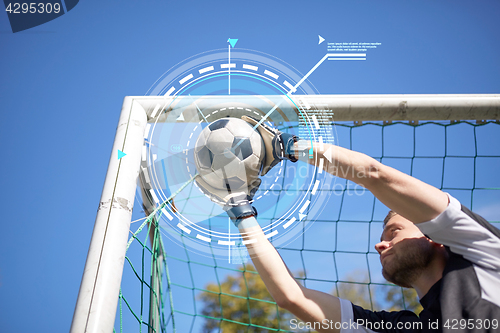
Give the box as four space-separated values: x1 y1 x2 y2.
196 146 213 170
206 128 233 154
249 131 263 158
223 118 255 137
208 118 230 131
232 137 252 160
194 118 265 190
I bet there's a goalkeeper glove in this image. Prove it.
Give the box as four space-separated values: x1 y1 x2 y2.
241 116 299 176
195 176 260 227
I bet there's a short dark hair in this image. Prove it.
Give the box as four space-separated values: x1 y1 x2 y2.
383 210 398 226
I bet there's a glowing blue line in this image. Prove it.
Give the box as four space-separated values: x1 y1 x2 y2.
189 94 208 123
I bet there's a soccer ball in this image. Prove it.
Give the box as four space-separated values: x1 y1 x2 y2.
194 118 265 190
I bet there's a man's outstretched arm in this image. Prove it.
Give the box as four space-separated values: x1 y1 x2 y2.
297 142 449 224
240 115 447 224
238 219 342 333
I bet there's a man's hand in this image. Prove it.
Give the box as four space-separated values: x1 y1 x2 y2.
241 116 298 176
195 176 260 226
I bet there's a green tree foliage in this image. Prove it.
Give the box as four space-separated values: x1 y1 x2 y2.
337 280 375 310
198 264 294 332
384 285 422 313
199 268 422 332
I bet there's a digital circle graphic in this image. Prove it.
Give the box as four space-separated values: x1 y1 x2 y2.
137 48 338 260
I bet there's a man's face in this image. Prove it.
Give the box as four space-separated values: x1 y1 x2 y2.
375 215 436 288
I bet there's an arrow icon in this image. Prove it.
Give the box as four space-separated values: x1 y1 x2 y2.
118 150 126 160
324 146 334 163
227 38 238 48
318 35 325 45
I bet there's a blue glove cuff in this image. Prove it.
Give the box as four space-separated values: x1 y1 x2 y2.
226 204 258 223
223 193 258 224
281 133 298 162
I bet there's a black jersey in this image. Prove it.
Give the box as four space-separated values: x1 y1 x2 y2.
339 194 500 332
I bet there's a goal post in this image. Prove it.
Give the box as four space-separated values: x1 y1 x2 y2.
70 98 148 333
119 94 500 123
71 94 499 333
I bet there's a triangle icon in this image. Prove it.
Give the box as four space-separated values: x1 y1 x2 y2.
176 113 185 121
318 35 325 45
118 150 126 160
299 213 307 221
324 146 333 163
227 38 238 48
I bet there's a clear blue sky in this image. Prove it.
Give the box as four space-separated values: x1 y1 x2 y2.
1 1 499 332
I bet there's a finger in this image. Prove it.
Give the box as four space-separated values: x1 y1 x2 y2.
241 115 259 126
260 143 276 176
195 176 227 205
241 116 277 176
241 115 275 138
248 178 261 198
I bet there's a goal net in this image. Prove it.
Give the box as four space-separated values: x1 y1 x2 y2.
114 116 500 332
